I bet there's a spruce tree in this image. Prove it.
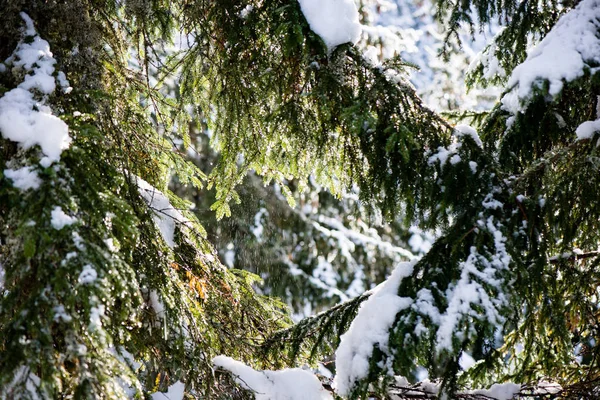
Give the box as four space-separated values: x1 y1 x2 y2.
2 0 600 400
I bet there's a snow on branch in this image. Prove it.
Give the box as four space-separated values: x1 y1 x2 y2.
501 0 600 115
213 357 574 400
136 176 191 248
333 260 416 396
297 0 362 51
213 356 332 400
0 13 72 168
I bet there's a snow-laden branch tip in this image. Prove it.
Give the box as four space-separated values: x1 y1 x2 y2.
3 166 42 191
501 0 600 115
136 176 191 248
0 13 72 167
213 355 332 400
297 0 361 51
333 260 416 396
150 381 185 400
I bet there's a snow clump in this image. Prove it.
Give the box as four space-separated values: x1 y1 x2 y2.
213 355 332 400
333 260 416 396
501 0 600 114
297 0 362 51
4 166 42 190
0 13 72 166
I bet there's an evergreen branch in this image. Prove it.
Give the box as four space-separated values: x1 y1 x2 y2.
548 251 600 265
319 379 598 399
259 291 371 367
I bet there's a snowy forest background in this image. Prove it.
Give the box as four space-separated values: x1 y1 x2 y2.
1 0 600 398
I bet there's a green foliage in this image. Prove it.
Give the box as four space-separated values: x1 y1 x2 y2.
0 2 287 398
3 0 600 399
177 0 451 222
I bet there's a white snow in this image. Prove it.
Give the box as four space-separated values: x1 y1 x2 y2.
428 126 481 170
435 215 510 352
0 13 71 164
575 119 600 140
459 352 476 370
469 161 478 173
317 216 416 260
4 166 41 190
450 154 462 165
333 260 416 396
470 383 521 400
50 206 77 230
393 376 440 397
238 5 254 19
284 257 349 301
151 381 185 400
213 356 332 400
427 142 460 169
251 208 268 241
2 367 42 400
78 264 98 285
408 226 435 254
136 176 189 248
533 381 562 395
502 0 600 114
297 0 362 50
89 304 105 331
149 290 166 321
455 124 483 148
53 305 72 323
467 29 507 81
359 0 502 112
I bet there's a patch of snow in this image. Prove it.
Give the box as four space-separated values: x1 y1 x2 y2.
284 257 349 301
89 304 105 331
72 231 86 250
317 216 416 260
468 29 507 80
56 71 72 93
450 154 462 165
501 0 600 114
136 176 189 248
298 0 361 50
50 206 77 229
408 226 435 254
533 381 562 395
151 381 185 400
333 260 416 396
238 5 253 19
469 161 478 173
576 119 600 140
0 13 71 164
251 208 268 241
4 166 41 190
53 305 72 323
470 383 521 400
394 376 440 397
213 356 332 400
78 264 98 285
363 45 382 66
2 367 42 400
455 124 483 148
428 142 460 169
459 352 476 370
436 214 510 352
